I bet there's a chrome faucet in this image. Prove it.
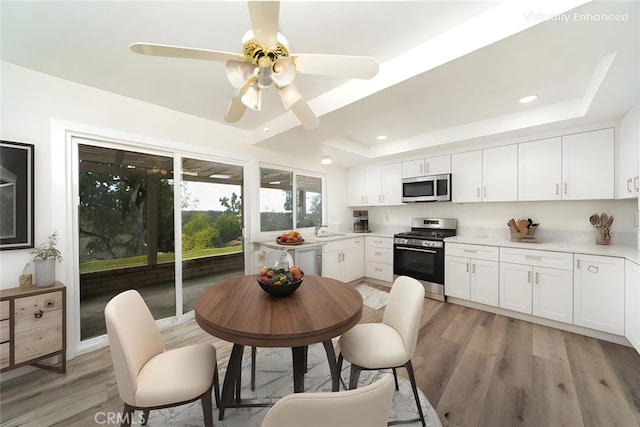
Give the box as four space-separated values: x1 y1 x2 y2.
314 224 328 236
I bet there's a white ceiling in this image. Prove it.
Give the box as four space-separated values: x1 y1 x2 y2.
2 0 639 167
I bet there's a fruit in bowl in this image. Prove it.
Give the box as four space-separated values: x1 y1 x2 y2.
257 265 305 296
277 230 304 244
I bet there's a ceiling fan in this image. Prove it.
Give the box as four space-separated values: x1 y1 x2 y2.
129 1 379 130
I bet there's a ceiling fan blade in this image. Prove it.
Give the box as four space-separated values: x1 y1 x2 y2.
225 60 256 88
224 97 247 123
290 98 319 130
293 54 379 79
248 1 279 48
277 83 302 110
129 42 244 62
272 57 296 87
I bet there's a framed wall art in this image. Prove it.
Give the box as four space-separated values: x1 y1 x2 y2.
0 141 34 250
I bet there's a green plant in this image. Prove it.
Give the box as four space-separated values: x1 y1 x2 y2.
29 231 63 262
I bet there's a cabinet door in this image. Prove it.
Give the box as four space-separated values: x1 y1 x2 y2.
499 262 532 314
574 254 624 335
364 165 382 205
347 167 366 206
625 260 640 353
617 105 639 199
425 155 451 175
401 159 425 178
381 163 402 205
452 150 482 203
562 128 614 200
342 242 365 283
14 291 64 364
482 145 518 202
445 256 471 299
518 137 562 201
323 249 342 280
470 259 499 306
532 266 573 323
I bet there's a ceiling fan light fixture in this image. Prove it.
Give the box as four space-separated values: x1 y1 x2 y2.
321 156 332 165
240 77 262 110
278 84 302 110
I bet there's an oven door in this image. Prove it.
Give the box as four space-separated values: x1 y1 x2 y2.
393 244 444 285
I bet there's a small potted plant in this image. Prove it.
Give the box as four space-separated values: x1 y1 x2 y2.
28 231 63 287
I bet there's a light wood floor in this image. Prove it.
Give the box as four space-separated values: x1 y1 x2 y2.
1 282 639 426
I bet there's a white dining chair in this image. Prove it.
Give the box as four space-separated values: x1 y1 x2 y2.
337 276 426 426
105 290 220 427
261 373 395 427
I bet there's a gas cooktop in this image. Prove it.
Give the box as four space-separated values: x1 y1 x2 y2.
394 218 457 241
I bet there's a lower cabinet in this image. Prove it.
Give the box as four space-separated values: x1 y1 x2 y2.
574 254 625 335
625 260 640 353
499 248 573 322
323 238 365 283
365 236 393 282
445 243 499 306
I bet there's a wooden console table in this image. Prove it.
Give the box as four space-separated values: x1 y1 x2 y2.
0 282 66 373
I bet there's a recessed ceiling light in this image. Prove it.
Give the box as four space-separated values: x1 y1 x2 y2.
263 126 270 133
320 156 332 165
376 135 387 141
518 95 538 104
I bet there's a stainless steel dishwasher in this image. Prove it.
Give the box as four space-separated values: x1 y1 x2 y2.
293 245 323 276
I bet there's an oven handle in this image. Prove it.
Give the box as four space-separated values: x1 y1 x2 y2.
395 246 439 254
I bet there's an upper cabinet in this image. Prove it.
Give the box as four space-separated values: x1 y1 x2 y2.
518 128 614 201
452 145 517 203
348 163 402 206
401 155 450 178
617 104 640 199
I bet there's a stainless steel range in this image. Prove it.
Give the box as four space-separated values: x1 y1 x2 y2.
393 218 457 301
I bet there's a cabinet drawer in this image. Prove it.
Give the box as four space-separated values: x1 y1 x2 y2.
365 236 393 249
14 291 63 320
0 319 9 343
0 342 9 369
15 308 63 364
446 243 498 261
500 247 572 270
366 246 393 265
324 238 364 253
0 300 9 321
365 261 393 282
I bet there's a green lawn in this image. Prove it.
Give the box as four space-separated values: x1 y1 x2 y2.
79 245 242 273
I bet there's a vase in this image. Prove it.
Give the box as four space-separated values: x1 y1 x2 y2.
34 259 56 287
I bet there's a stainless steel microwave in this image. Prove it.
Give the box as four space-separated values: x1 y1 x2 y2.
401 173 452 202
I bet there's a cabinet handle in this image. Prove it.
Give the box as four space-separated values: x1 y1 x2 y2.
635 176 639 191
576 259 581 269
564 183 568 194
476 187 480 198
556 183 560 195
525 255 541 260
483 186 487 198
375 267 383 272
463 249 477 253
628 178 633 193
528 271 532 283
420 163 424 175
466 263 469 273
34 310 44 319
472 263 476 274
535 272 540 284
374 251 382 256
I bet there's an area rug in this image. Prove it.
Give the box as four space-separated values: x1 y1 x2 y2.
357 284 390 309
148 341 442 426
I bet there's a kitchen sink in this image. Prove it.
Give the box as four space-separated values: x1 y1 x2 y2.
315 232 346 238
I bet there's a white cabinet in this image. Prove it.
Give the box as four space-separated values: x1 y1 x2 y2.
323 238 365 283
365 236 393 282
617 104 640 199
451 150 482 203
482 145 518 202
452 146 517 203
574 254 624 335
518 137 562 201
625 260 640 353
445 243 499 306
562 128 614 200
347 163 402 206
499 248 573 321
518 129 614 201
402 155 451 178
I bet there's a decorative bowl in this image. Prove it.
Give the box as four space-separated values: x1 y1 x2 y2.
257 276 304 297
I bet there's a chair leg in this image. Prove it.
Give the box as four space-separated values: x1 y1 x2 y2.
120 403 135 427
404 360 426 427
348 364 362 390
251 346 257 391
201 386 214 427
142 409 150 425
392 367 399 390
213 365 221 408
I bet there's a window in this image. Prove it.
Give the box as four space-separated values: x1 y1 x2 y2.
259 166 323 232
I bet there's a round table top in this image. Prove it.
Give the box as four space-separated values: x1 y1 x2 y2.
194 275 363 347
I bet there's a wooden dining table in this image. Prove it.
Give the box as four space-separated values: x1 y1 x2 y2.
194 274 363 419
